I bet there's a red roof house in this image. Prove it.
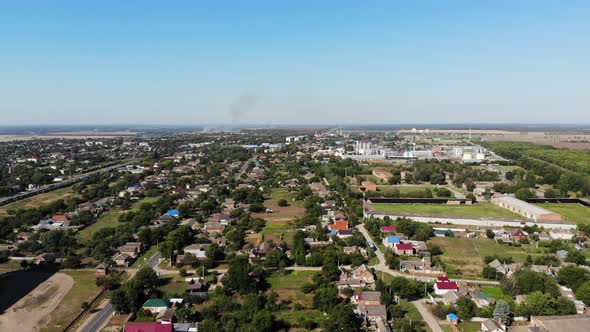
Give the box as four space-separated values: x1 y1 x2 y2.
434 277 458 295
380 225 397 233
329 220 349 231
394 243 415 255
124 322 173 332
51 214 69 222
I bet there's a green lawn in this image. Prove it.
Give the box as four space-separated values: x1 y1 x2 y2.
158 275 188 297
428 237 537 278
267 270 317 289
41 270 100 332
76 209 125 243
377 185 435 194
77 195 163 243
371 202 524 219
269 188 304 207
482 286 510 301
535 203 590 224
261 222 295 245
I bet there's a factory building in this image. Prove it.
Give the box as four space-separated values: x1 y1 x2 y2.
491 196 562 221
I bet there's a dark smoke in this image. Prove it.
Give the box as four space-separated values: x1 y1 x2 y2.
229 91 260 123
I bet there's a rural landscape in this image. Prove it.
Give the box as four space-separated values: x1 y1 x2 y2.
0 126 589 332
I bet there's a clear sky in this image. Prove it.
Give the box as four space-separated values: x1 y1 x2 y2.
1 1 589 125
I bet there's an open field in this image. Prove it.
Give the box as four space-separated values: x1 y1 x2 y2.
0 272 74 332
266 271 326 327
535 203 590 224
481 286 510 302
260 221 296 246
76 209 125 243
370 202 524 219
77 196 163 243
40 270 100 332
158 274 188 297
428 237 538 278
0 187 79 216
267 271 317 306
268 188 304 208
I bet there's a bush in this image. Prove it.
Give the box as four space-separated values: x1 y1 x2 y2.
277 199 289 207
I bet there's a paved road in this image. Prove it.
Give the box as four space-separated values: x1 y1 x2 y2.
356 224 499 285
78 250 161 332
0 161 131 207
234 157 255 180
413 300 444 332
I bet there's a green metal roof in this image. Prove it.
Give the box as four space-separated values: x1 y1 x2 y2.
142 298 168 307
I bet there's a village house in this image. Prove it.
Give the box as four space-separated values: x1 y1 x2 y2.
113 253 133 267
400 256 444 275
117 242 143 258
434 276 459 295
488 259 523 278
124 322 173 332
142 299 169 314
337 264 375 289
394 243 415 255
380 225 397 234
481 319 506 332
549 228 574 240
184 243 211 259
382 235 400 248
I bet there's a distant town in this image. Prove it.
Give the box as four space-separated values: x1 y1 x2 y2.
1 126 590 332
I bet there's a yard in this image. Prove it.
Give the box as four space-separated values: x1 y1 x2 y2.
0 187 80 217
266 270 326 328
428 237 537 278
441 321 481 332
481 286 510 301
76 209 125 243
535 203 590 224
40 270 100 332
370 202 524 220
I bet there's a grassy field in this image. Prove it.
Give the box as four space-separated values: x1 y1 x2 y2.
268 188 304 208
267 271 317 306
482 286 510 301
377 185 435 194
158 274 188 297
77 196 163 243
0 187 79 217
428 237 537 278
40 270 100 332
267 271 325 328
371 202 524 219
76 209 125 243
535 203 590 224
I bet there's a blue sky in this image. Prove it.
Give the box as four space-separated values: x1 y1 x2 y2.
1 1 589 125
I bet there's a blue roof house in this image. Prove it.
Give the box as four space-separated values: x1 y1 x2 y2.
446 313 459 324
382 236 400 248
167 209 180 217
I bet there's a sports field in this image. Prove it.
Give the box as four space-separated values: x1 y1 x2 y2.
535 203 590 224
370 202 524 219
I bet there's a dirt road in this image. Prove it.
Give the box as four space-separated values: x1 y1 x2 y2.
0 273 74 331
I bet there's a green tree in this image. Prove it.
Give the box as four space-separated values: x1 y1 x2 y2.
312 287 339 312
321 303 362 332
277 198 289 207
557 265 589 291
576 281 590 305
493 300 512 326
456 296 477 320
224 255 256 294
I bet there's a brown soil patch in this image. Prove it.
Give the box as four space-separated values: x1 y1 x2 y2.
0 273 74 331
